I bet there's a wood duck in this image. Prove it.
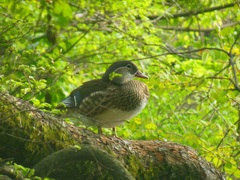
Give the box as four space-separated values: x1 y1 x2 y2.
58 61 149 134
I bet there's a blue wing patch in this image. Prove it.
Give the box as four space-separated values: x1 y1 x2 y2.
61 91 81 107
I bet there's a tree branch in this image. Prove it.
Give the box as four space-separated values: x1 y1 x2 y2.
34 146 134 180
126 47 229 62
229 32 240 91
157 21 240 32
0 92 224 179
149 2 236 21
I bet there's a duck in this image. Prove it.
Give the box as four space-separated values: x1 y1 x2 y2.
58 61 149 134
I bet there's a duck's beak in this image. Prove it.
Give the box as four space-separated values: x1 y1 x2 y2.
135 71 148 79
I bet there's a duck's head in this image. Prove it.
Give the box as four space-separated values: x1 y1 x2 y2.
102 61 148 84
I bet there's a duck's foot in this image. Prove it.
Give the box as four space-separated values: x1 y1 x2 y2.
112 127 116 136
98 127 103 134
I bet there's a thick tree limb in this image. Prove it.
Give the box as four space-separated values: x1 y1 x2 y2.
33 146 134 180
0 92 224 179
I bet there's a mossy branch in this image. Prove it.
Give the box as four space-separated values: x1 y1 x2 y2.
0 92 224 179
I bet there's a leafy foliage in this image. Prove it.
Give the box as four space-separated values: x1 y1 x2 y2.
0 0 239 179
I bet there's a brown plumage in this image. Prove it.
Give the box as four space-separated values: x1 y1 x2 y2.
58 61 149 134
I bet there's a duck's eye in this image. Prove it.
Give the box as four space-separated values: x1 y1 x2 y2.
126 64 132 69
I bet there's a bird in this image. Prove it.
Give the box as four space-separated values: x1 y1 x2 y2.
58 61 149 134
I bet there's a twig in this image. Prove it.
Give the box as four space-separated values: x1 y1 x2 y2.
228 32 240 91
206 76 236 87
156 21 240 32
125 47 230 62
52 22 97 62
216 119 240 149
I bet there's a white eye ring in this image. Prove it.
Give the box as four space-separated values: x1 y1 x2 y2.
126 64 132 69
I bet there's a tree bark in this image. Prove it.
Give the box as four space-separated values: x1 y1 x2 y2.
0 92 224 179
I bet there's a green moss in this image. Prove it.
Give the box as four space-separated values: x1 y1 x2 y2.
127 154 171 179
127 155 142 177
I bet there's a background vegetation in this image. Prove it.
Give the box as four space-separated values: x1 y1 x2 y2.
0 0 239 179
